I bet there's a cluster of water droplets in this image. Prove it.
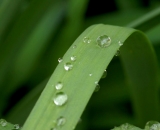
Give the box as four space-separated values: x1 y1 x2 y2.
111 123 135 130
54 35 123 129
0 119 20 129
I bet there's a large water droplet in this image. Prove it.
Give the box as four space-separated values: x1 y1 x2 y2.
57 117 66 126
55 82 63 90
58 58 63 63
71 56 76 61
94 81 100 92
64 62 73 71
83 37 91 43
101 70 107 78
0 119 7 127
13 124 20 129
97 35 111 48
118 41 123 46
115 50 120 56
53 92 68 106
145 121 160 130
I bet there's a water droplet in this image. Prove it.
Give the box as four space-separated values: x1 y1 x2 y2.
94 81 100 92
83 37 91 43
53 92 68 106
55 82 63 90
89 73 92 76
50 128 57 130
97 35 111 48
13 124 20 129
0 119 7 127
57 117 66 126
118 41 123 46
145 121 160 130
72 45 77 49
64 62 73 71
71 56 76 61
115 50 120 56
101 70 107 78
58 58 63 63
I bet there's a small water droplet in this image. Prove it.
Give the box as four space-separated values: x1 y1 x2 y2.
50 128 57 130
145 121 160 130
97 35 111 48
13 124 20 129
71 56 76 61
101 70 107 78
64 62 73 71
57 117 66 126
72 45 77 49
53 92 68 106
115 50 120 56
118 41 123 46
89 73 92 76
58 58 63 63
55 82 63 90
83 37 91 43
0 119 7 127
94 81 100 92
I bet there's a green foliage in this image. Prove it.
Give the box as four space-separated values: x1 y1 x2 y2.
0 0 160 130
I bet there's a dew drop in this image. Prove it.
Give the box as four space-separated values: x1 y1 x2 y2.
101 70 107 78
94 81 100 92
53 92 68 106
55 82 63 90
64 62 73 71
89 73 92 76
118 41 123 46
115 50 120 56
83 37 91 43
13 124 20 129
58 58 63 63
0 119 7 127
145 121 160 130
50 128 57 130
97 35 111 48
57 117 66 126
71 56 76 61
72 45 77 49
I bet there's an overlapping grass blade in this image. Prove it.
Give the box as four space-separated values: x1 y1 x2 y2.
0 0 65 115
22 24 160 130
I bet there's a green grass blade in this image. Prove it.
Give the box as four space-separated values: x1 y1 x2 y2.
120 31 160 126
22 24 160 130
0 0 22 41
127 7 160 31
5 79 48 125
0 1 65 115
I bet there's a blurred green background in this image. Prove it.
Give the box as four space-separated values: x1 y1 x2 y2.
0 0 160 129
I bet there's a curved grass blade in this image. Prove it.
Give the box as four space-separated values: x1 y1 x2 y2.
22 24 160 130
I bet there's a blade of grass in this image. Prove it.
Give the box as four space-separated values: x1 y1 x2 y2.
22 24 160 130
127 7 160 32
0 0 65 115
5 79 48 125
0 0 23 42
